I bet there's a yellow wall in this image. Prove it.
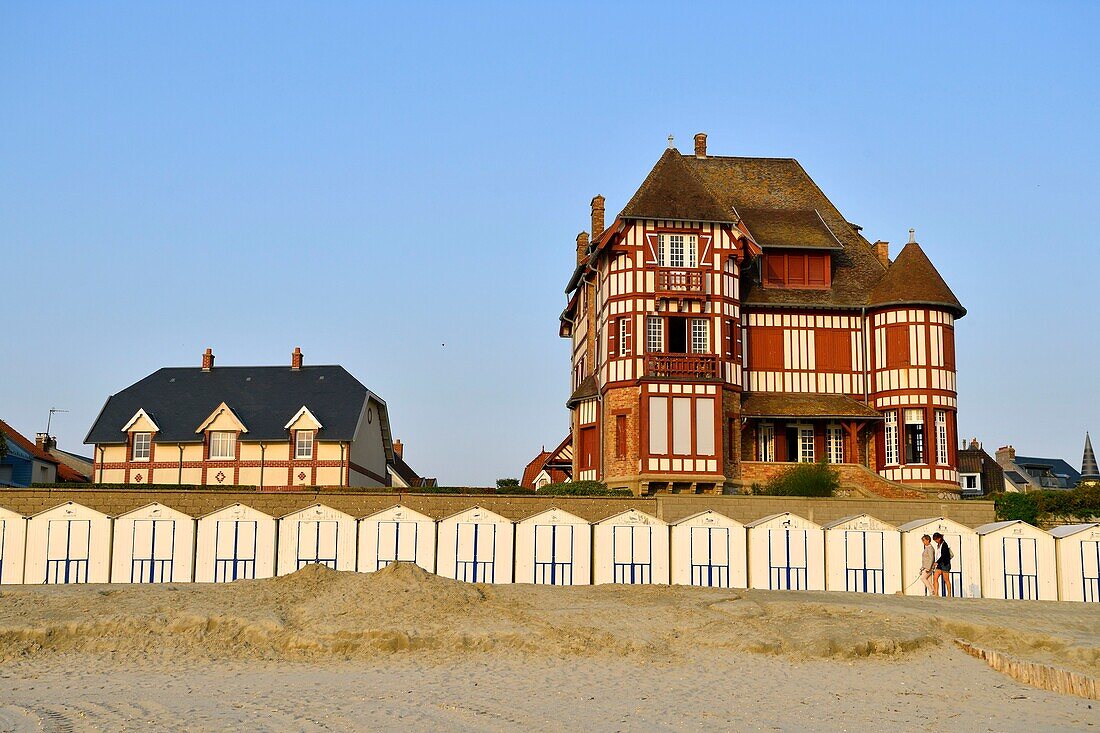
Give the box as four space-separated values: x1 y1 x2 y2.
102 446 127 462
315 466 343 485
100 468 125 483
317 442 343 460
126 413 159 433
286 411 322 432
201 406 247 433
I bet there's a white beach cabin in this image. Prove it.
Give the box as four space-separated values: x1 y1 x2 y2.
1050 523 1100 602
976 520 1057 601
670 510 746 588
24 502 112 584
358 504 437 573
277 504 357 575
194 503 276 583
746 512 824 591
0 506 27 585
593 508 669 585
111 503 195 583
514 508 591 585
822 514 902 594
436 506 514 583
897 517 981 598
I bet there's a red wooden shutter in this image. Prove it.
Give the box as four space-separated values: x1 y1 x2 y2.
807 254 827 287
607 318 618 360
750 328 784 370
615 415 627 458
723 320 734 359
764 254 784 286
816 330 851 371
886 325 910 368
787 255 806 286
942 328 956 370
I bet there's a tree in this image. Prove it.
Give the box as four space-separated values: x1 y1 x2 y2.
496 477 520 488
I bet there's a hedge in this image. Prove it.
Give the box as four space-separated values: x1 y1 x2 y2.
29 482 259 491
752 461 839 497
535 480 633 497
994 482 1100 523
21 482 632 498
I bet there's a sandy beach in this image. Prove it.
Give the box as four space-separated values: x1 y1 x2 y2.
0 564 1096 732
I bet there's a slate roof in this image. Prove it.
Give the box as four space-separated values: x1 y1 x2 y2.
957 444 1004 496
389 453 437 488
85 365 379 445
740 393 882 419
566 374 599 407
867 241 966 316
1013 455 1081 489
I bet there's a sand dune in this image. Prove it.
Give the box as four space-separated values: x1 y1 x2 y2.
0 565 1096 731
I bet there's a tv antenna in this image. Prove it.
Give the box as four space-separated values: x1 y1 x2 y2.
45 408 68 435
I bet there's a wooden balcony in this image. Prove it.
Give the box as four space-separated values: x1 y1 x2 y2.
655 268 705 299
645 353 719 380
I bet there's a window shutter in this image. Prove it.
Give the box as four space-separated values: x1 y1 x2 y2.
807 255 827 287
764 254 784 286
622 318 632 356
607 318 618 360
787 254 806 286
886 325 910 368
723 320 734 359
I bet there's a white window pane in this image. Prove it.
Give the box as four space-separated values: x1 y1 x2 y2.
691 319 708 354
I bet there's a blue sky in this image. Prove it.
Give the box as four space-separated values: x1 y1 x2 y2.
2 2 1097 484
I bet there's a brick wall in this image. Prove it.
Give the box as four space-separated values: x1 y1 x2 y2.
739 461 929 499
0 487 993 527
602 386 641 483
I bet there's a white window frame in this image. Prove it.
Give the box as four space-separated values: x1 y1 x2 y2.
904 408 926 465
646 316 664 353
798 426 815 463
295 430 315 460
690 318 709 354
884 411 899 466
658 234 698 268
132 432 151 461
826 424 844 464
935 410 949 466
208 431 236 460
757 423 775 462
618 317 630 357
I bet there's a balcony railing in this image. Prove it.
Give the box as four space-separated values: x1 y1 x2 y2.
655 267 705 297
645 353 719 380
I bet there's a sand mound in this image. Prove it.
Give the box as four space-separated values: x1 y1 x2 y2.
0 568 1095 677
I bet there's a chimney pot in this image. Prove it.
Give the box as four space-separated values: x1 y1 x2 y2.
873 240 890 267
291 346 303 370
393 439 403 459
36 433 55 453
201 348 214 371
576 231 590 266
590 195 605 241
694 132 707 158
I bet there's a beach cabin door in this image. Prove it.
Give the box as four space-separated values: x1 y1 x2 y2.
690 526 731 587
1083 540 1100 603
130 519 176 583
613 525 652 584
845 530 885 593
374 519 422 570
0 520 6 584
533 523 574 585
768 528 807 590
215 520 257 582
1003 536 1039 600
295 520 339 570
456 522 496 582
45 519 90 584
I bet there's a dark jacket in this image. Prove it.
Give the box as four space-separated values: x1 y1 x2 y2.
934 540 952 572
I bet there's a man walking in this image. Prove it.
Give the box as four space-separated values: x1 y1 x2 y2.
919 534 937 595
932 532 953 597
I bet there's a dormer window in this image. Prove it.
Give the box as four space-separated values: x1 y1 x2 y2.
295 430 315 459
132 432 151 461
763 252 831 289
209 431 236 460
657 233 697 268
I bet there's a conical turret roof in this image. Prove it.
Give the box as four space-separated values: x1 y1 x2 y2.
1082 432 1099 479
867 240 966 317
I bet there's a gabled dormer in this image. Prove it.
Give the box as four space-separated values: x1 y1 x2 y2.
284 405 323 460
195 402 247 461
121 408 160 461
736 209 843 290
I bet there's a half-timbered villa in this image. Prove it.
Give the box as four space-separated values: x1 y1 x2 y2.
559 133 965 496
85 348 396 489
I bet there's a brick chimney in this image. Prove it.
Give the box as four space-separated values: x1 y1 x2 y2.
995 445 1016 466
201 348 214 371
590 195 605 241
969 438 980 451
576 231 589 266
393 439 403 459
694 132 707 158
291 346 303 370
873 240 890 267
35 433 56 453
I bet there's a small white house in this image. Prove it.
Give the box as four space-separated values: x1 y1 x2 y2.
897 517 981 598
194 503 276 583
0 506 27 585
277 504 357 575
670 510 746 589
593 509 669 585
24 502 112 584
514 508 591 586
111 503 195 583
358 504 437 573
822 514 901 594
745 512 824 591
436 506 514 583
1050 523 1100 603
976 520 1057 601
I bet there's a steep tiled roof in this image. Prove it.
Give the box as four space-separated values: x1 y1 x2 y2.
566 374 598 407
0 418 59 465
389 452 436 488
620 148 734 223
867 241 965 316
737 208 843 251
740 393 881 419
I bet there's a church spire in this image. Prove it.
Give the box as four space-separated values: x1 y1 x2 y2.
1082 432 1099 479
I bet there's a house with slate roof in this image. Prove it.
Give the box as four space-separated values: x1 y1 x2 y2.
85 348 395 489
559 133 965 496
995 441 1087 492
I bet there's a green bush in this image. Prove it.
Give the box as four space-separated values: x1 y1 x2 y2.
29 482 258 491
537 480 633 497
757 461 839 497
495 478 520 488
995 483 1100 523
